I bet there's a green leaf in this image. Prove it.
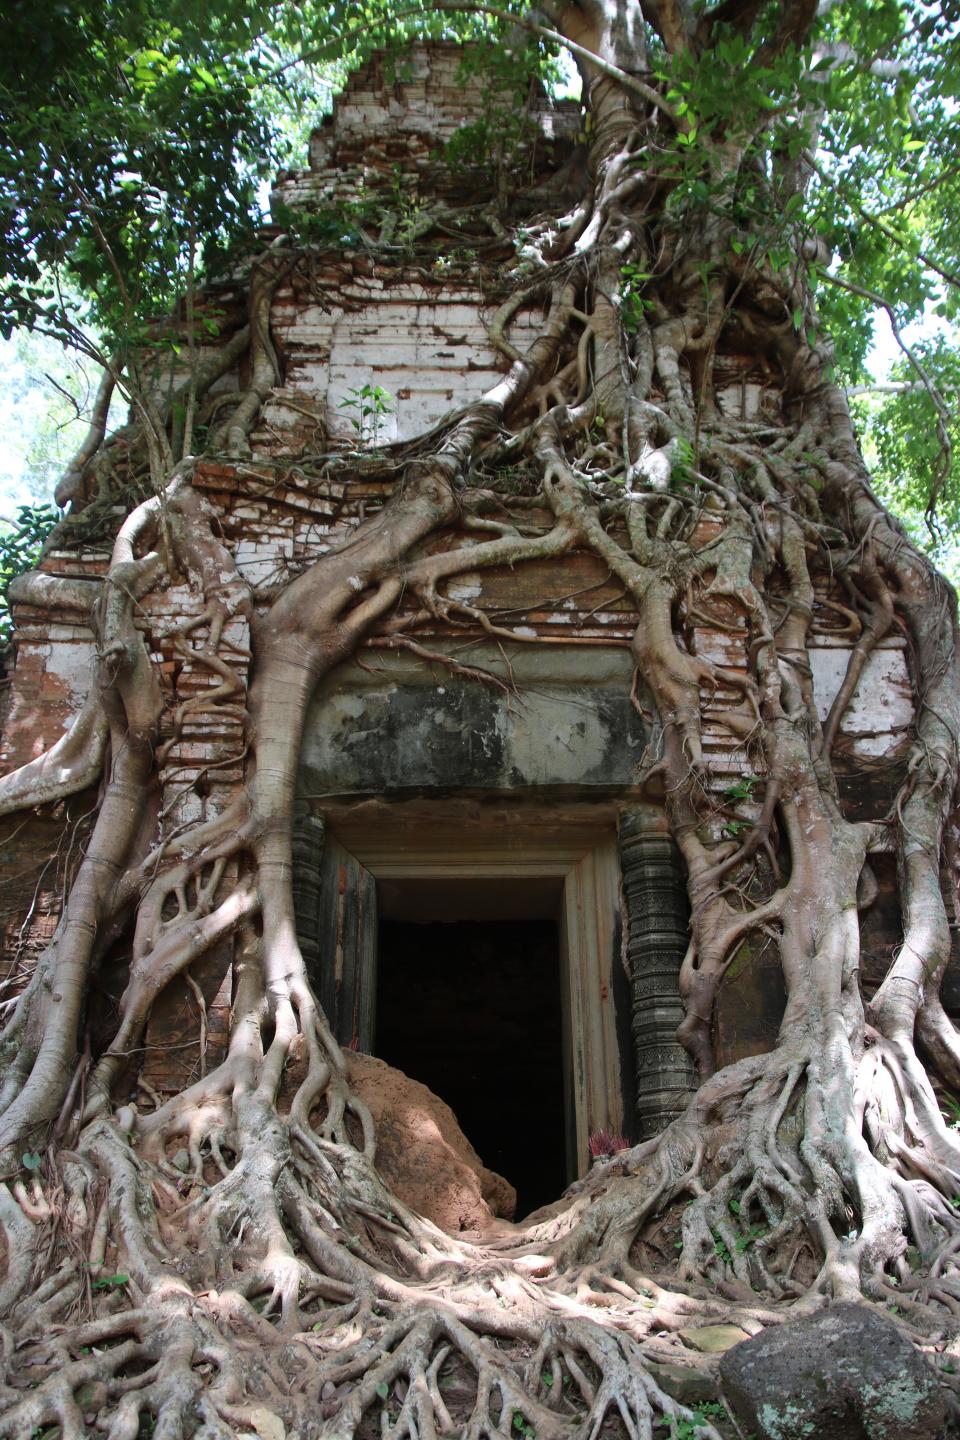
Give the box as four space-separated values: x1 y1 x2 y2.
21 1151 42 1171
723 776 757 802
92 1273 129 1290
376 1382 389 1400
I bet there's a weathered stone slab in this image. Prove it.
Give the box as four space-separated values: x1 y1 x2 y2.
299 642 646 796
678 1323 751 1354
645 1359 718 1407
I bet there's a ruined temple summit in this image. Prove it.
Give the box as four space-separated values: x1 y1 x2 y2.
0 44 934 1218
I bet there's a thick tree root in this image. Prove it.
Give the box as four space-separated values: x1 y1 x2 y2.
2 1012 957 1435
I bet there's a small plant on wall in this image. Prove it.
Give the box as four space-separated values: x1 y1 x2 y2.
338 382 395 446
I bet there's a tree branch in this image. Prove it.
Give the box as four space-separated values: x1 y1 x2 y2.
768 0 819 55
646 0 695 54
7 573 102 612
821 269 953 524
845 381 960 397
0 688 107 819
55 360 117 507
807 151 960 293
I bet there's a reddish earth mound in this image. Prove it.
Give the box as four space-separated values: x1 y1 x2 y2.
283 1041 516 1232
346 1051 517 1232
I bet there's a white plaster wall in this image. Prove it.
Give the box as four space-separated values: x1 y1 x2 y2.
45 631 97 707
807 642 913 757
266 283 545 445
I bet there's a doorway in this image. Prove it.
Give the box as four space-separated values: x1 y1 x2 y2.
375 877 566 1217
303 817 627 1188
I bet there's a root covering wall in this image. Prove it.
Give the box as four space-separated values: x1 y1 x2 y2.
0 42 947 1111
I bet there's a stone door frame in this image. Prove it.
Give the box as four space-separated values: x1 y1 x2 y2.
321 817 624 1182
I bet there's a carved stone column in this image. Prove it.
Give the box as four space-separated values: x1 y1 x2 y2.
619 813 696 1138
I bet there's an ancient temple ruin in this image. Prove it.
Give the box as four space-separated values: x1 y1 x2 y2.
0 43 933 1221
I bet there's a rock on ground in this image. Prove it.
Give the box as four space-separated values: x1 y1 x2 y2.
718 1301 947 1440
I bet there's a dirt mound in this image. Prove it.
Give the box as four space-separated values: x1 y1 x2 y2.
282 1042 516 1232
346 1051 517 1232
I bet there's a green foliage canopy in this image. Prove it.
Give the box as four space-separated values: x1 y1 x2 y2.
0 0 279 344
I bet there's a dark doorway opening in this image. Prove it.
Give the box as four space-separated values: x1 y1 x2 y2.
376 883 566 1219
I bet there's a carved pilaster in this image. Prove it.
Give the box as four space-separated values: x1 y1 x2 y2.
619 814 696 1138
